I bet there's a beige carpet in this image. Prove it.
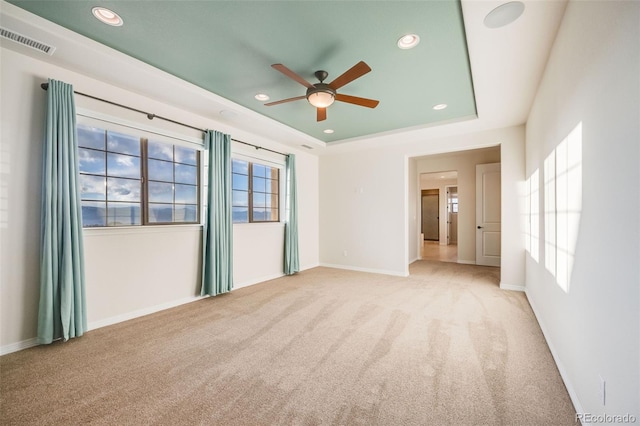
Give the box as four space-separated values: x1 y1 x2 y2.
1 261 577 425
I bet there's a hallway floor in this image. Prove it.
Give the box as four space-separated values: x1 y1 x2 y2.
421 240 458 263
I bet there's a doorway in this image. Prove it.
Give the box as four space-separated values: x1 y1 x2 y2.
421 189 439 241
419 171 458 263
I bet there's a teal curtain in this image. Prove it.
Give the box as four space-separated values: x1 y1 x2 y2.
201 130 233 296
38 79 87 344
284 154 300 275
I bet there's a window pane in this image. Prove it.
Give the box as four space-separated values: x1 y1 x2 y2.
80 175 106 200
253 176 266 193
175 164 197 185
175 184 197 204
268 194 278 208
253 192 266 208
232 159 248 174
148 159 174 182
147 140 173 161
148 203 173 223
107 202 141 226
175 146 197 165
233 207 248 223
107 153 140 179
253 164 267 178
107 131 140 156
175 204 197 222
232 173 248 190
107 177 141 202
78 126 105 150
78 148 105 174
268 167 279 180
232 190 248 207
268 178 279 194
81 201 106 227
253 208 267 221
148 181 173 203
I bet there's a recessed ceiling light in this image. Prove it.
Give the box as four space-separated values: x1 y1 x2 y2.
255 93 270 101
397 34 420 49
484 1 525 29
433 103 448 110
323 129 334 134
92 7 123 26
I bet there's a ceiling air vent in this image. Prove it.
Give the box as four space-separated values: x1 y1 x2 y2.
0 27 56 55
301 144 314 150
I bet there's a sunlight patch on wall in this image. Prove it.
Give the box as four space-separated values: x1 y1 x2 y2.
544 122 583 292
525 168 540 263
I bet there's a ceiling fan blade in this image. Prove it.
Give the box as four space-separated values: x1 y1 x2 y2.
328 61 372 90
264 95 306 106
335 93 379 108
271 64 315 89
317 108 327 122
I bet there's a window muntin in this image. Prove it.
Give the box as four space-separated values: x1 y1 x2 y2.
77 125 199 227
232 159 280 223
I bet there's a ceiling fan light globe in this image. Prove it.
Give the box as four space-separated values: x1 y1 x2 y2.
307 91 335 108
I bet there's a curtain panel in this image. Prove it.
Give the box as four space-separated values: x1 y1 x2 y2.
201 130 233 296
284 154 300 275
38 79 87 344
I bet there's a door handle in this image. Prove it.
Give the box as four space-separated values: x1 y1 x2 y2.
477 226 483 229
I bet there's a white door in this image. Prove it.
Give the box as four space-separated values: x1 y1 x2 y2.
476 163 501 266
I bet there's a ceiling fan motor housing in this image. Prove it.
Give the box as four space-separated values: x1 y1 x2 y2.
306 83 336 108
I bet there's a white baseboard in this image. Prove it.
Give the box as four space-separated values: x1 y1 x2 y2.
457 259 476 265
319 263 409 277
88 295 204 331
234 272 285 290
525 290 585 419
234 263 320 289
1 337 39 356
500 282 525 292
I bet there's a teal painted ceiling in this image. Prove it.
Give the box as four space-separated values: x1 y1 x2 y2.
8 0 477 143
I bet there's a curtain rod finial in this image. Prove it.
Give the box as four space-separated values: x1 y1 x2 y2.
147 113 155 120
40 83 49 90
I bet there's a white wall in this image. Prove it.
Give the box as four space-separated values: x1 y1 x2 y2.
500 135 525 290
0 47 320 353
408 158 418 263
525 0 639 418
320 125 524 280
319 147 407 276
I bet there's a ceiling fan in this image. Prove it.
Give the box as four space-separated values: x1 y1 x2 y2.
265 61 379 122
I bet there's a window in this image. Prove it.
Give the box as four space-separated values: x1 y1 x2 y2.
231 159 280 223
77 125 199 227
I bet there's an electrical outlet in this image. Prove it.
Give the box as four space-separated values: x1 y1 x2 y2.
598 375 606 406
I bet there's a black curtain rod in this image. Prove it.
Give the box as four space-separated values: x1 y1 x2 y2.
40 82 288 157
